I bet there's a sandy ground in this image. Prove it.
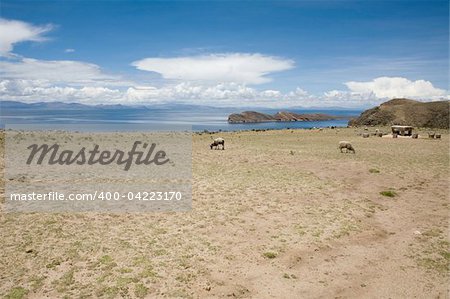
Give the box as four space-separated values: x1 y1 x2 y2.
0 127 449 298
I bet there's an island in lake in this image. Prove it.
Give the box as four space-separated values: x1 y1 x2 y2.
228 111 340 123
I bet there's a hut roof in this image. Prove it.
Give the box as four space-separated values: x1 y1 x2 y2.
391 125 413 129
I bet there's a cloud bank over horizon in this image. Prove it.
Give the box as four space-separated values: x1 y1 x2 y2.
0 18 447 108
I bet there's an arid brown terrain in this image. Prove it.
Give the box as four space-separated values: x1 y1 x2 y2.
349 98 450 129
0 128 449 298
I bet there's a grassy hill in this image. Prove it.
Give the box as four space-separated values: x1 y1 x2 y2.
349 98 450 129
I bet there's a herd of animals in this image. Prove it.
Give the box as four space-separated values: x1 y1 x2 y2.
209 127 443 154
209 136 355 153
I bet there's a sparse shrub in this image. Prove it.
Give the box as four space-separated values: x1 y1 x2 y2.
46 259 61 269
369 168 380 173
5 287 28 299
440 251 450 260
134 284 149 298
263 251 277 259
380 190 397 197
99 255 113 264
96 286 119 298
422 229 443 237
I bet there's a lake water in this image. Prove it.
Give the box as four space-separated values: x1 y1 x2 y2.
0 106 360 132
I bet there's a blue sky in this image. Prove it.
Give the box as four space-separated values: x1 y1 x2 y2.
0 0 448 107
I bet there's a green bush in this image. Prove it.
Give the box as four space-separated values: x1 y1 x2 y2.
380 190 396 197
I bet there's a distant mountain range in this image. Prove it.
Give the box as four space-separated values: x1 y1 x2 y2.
0 100 364 112
0 100 215 111
349 98 450 129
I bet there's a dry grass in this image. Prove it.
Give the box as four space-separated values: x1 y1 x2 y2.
0 127 448 298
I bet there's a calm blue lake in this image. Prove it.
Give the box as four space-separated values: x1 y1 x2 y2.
0 105 360 132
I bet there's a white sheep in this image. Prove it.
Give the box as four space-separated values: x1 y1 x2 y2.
210 137 225 150
338 141 355 153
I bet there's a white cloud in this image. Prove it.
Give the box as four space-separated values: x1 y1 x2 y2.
345 77 446 99
0 18 53 56
322 90 381 107
287 87 309 98
0 79 298 106
132 53 295 85
125 82 260 104
0 55 447 108
1 19 447 108
2 75 447 108
0 79 122 104
260 89 282 98
0 58 129 86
